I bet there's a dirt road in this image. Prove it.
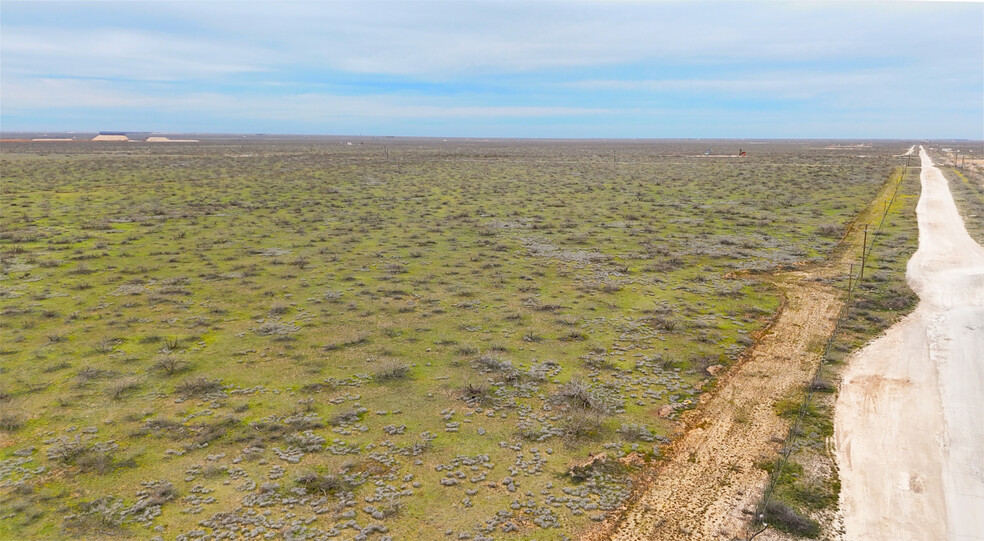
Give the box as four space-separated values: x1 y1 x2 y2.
586 277 842 541
835 147 984 540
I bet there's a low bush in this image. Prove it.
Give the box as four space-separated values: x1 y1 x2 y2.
175 376 223 398
374 361 411 382
763 500 820 537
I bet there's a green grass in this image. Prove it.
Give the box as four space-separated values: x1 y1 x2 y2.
1 139 904 540
940 166 984 244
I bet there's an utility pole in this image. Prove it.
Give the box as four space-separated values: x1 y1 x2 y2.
848 263 854 295
846 263 855 317
860 225 869 282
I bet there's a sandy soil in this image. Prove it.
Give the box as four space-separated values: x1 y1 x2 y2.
835 147 984 540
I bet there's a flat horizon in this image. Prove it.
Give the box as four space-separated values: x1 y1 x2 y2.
3 131 981 144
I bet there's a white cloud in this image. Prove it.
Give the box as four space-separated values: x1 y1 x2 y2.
0 27 270 81
566 71 898 100
3 2 981 81
0 76 611 120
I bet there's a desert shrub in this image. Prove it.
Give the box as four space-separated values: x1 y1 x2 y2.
106 377 140 400
475 354 515 374
692 354 719 376
47 437 128 474
253 321 299 336
152 354 189 376
763 500 820 537
581 353 616 371
567 453 625 481
374 360 411 382
809 378 834 393
175 377 223 398
75 449 117 474
597 278 623 292
47 436 88 463
323 334 369 351
301 381 335 393
323 289 343 303
880 288 916 310
142 480 178 507
0 411 24 432
617 423 656 442
245 421 289 442
142 418 187 438
645 314 678 332
194 417 239 445
92 338 116 354
63 497 126 534
551 378 615 414
42 360 71 373
646 257 684 272
75 366 114 387
560 330 587 341
815 223 843 238
563 410 606 441
295 472 353 496
328 408 362 426
460 382 493 406
556 315 580 326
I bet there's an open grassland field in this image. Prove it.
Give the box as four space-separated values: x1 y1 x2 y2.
932 144 984 244
0 139 903 540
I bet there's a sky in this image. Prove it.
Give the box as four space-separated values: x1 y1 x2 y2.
1 1 982 139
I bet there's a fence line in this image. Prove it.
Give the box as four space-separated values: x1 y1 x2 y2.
753 163 910 536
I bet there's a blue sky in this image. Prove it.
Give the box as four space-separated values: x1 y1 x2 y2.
1 1 982 138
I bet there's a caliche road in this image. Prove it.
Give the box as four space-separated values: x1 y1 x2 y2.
836 147 984 540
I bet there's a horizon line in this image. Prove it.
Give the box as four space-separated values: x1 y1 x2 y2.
2 131 980 143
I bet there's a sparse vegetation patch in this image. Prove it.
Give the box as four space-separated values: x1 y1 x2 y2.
0 139 901 539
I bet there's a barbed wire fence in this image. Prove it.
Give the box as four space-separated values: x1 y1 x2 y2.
751 157 913 538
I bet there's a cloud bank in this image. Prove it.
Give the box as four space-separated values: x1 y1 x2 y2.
1 1 981 138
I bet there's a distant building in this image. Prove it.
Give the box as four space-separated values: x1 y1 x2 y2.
146 136 199 143
92 134 129 142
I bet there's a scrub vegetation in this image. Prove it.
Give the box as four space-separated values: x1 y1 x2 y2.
0 138 902 540
933 145 984 244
